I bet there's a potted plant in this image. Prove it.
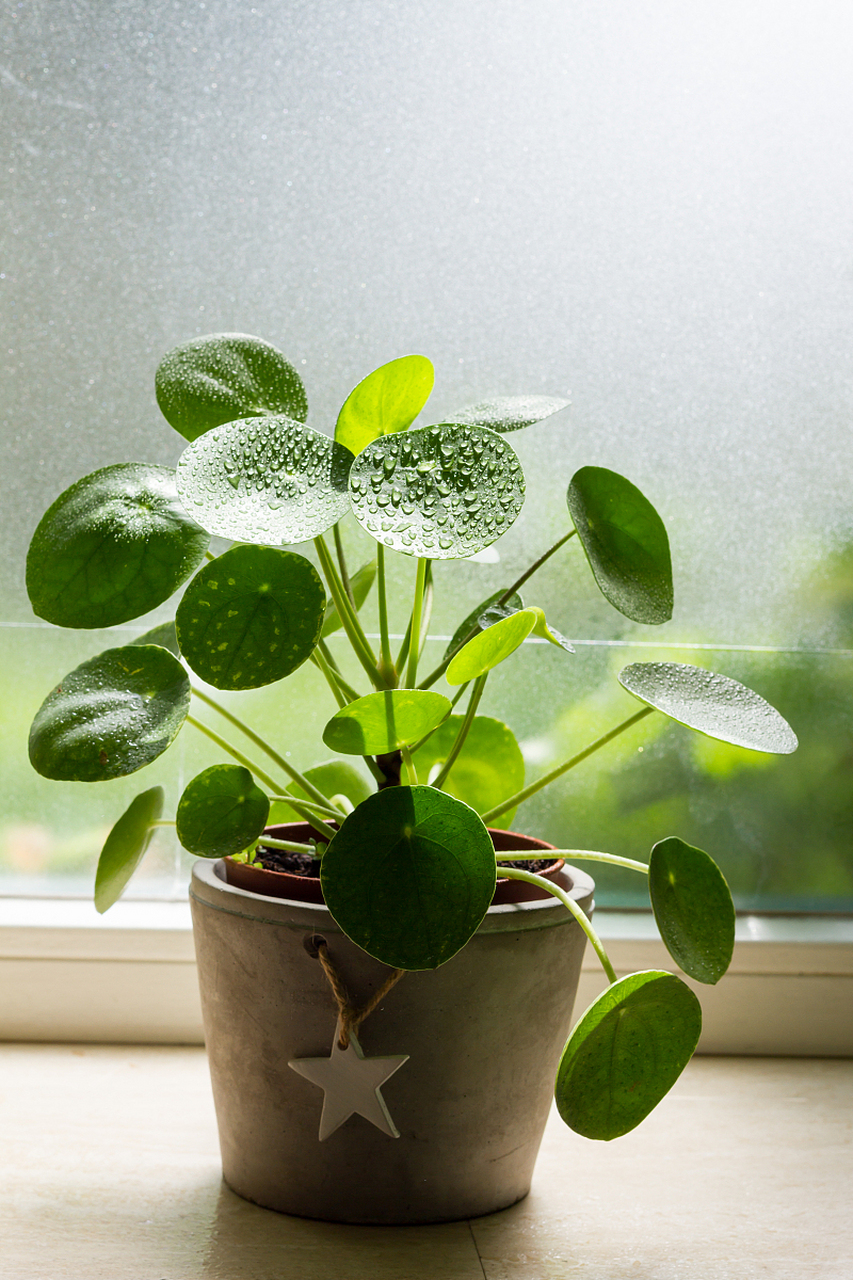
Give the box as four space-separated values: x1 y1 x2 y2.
25 334 797 1223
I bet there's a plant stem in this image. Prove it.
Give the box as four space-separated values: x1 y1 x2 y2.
480 706 656 824
333 522 355 607
405 557 430 688
315 535 384 688
498 867 618 984
495 849 649 873
376 543 395 683
150 819 176 827
400 742 418 785
431 673 488 791
317 641 361 701
205 549 216 562
185 714 289 797
257 835 323 855
311 649 349 709
267 795 342 821
190 686 335 811
395 615 413 673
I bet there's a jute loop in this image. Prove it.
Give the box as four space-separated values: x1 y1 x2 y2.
314 940 405 1050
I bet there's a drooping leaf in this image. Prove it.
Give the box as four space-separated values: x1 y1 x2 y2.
649 837 735 984
94 786 164 914
321 785 497 969
349 423 525 558
412 715 524 827
445 609 536 685
131 620 181 657
527 606 575 653
555 970 702 1140
322 689 451 755
443 395 569 434
29 645 191 782
443 590 523 661
155 333 307 442
618 662 799 754
567 467 673 625
268 759 373 825
322 559 377 638
176 416 353 545
335 355 434 456
176 545 325 690
176 764 270 858
26 464 210 629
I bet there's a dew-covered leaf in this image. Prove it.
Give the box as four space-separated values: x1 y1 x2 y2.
349 423 525 558
269 759 373 824
443 590 523 661
412 715 524 827
176 764 270 858
155 333 307 443
567 467 673 625
131 620 181 658
649 837 735 984
29 645 191 782
618 662 799 754
321 785 497 969
322 689 451 755
176 544 325 690
94 786 164 913
335 354 434 456
176 416 353 545
443 395 569 434
322 558 377 637
445 609 536 685
26 464 210 629
555 970 702 1140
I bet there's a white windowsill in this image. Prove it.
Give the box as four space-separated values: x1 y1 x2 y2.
1 897 851 1054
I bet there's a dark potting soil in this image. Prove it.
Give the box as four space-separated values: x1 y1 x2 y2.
255 848 558 878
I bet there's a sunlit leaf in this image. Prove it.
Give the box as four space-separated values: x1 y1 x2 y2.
349 423 525 558
321 785 496 969
335 354 434 456
176 416 353 545
176 544 325 690
94 786 164 914
155 332 307 442
26 464 209 629
29 645 190 782
412 715 524 827
527 606 575 653
649 837 735 984
567 467 673 624
445 609 536 685
322 689 451 755
177 764 270 858
443 590 523 661
618 661 799 754
555 970 702 1140
268 759 373 824
322 558 377 638
443 394 569 434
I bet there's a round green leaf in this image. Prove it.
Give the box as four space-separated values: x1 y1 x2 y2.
618 661 799 754
321 785 497 969
176 545 325 690
443 589 524 661
26 464 210 629
649 837 735 984
555 970 702 1140
29 645 191 782
322 690 451 755
94 786 164 914
335 354 434 456
412 715 524 827
567 466 673 625
177 765 270 858
445 609 536 685
443 395 569 433
269 759 373 825
155 333 308 443
322 558 377 638
176 416 353 545
349 423 525 558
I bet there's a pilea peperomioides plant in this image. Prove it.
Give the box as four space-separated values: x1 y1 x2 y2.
26 333 797 1141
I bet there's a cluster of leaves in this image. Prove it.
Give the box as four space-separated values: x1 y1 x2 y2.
25 333 797 1140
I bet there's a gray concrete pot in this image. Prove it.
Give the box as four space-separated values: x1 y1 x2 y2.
190 847 594 1225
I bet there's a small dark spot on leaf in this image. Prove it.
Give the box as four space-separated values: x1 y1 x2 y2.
99 750 109 765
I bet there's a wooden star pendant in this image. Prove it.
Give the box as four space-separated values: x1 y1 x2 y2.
288 1020 409 1141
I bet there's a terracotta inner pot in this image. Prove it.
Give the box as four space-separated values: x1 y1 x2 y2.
224 822 567 904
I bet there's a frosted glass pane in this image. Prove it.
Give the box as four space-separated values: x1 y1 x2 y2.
2 2 852 907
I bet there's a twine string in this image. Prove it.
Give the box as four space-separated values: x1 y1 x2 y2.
313 939 405 1049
